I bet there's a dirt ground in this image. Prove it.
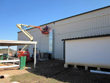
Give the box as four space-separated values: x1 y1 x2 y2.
0 60 110 83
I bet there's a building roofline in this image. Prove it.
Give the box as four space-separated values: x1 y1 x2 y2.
62 34 110 41
18 5 110 33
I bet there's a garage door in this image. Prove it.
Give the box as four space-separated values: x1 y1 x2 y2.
65 36 110 68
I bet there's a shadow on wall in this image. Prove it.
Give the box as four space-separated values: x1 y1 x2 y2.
26 60 110 83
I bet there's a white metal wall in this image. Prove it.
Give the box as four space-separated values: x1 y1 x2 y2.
65 36 110 68
53 7 110 59
18 7 110 59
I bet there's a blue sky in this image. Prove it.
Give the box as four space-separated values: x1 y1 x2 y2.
0 0 110 50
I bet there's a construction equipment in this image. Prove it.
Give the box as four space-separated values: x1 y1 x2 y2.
17 24 49 61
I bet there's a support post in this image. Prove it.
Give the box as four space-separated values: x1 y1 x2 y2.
7 46 10 60
85 66 88 70
20 56 23 70
0 55 3 64
64 64 68 68
34 44 36 68
74 65 77 69
8 46 10 55
23 56 26 67
0 55 3 60
6 55 9 60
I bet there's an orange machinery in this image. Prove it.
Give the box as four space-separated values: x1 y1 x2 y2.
18 51 30 58
17 51 33 62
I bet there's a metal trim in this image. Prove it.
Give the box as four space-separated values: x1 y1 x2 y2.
62 34 110 41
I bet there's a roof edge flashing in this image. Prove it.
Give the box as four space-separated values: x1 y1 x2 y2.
62 34 110 41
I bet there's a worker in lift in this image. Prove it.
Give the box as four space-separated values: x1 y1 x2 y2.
45 26 48 31
43 26 48 32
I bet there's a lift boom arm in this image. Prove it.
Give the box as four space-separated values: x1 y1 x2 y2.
17 24 49 51
17 24 34 41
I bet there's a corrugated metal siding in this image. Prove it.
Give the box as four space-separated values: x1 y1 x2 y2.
54 7 110 59
40 36 49 52
54 13 110 35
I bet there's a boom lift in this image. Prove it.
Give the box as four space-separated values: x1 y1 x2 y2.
17 24 49 61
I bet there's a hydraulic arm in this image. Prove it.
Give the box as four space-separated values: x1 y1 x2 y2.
17 24 49 51
17 24 34 41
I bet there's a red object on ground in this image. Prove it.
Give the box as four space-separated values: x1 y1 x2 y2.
18 51 30 58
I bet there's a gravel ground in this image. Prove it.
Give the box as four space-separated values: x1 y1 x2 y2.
26 60 110 83
0 59 110 83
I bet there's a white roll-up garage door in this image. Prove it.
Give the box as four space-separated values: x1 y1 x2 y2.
65 36 110 68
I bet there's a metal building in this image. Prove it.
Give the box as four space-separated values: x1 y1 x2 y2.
17 6 110 60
